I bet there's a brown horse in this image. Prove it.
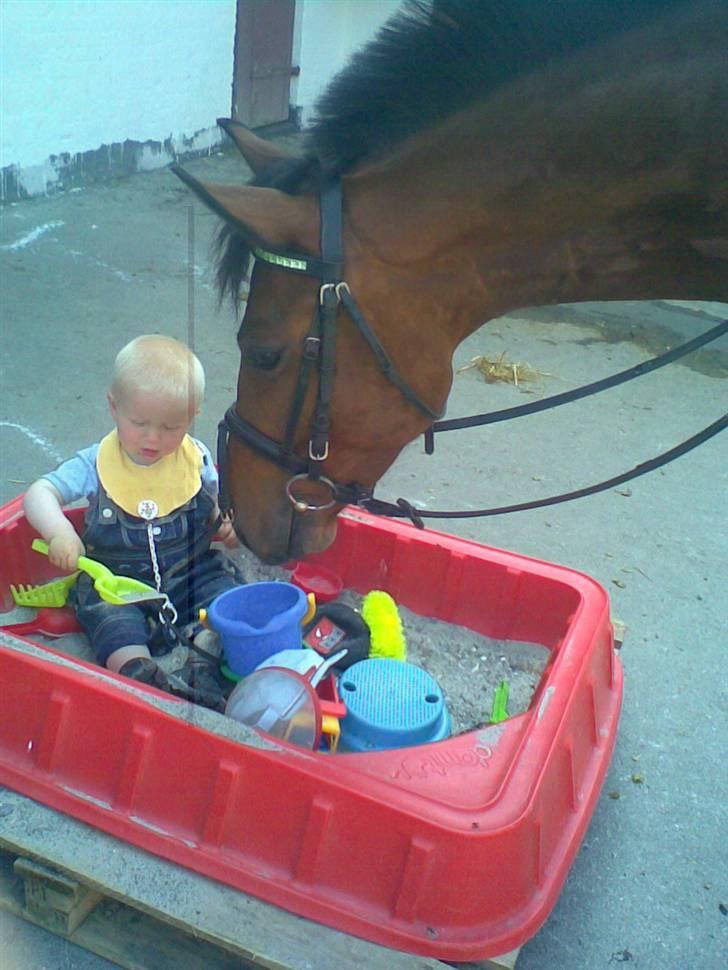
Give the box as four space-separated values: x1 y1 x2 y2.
175 0 727 563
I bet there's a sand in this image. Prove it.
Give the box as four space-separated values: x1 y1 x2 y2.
232 548 549 737
0 546 549 741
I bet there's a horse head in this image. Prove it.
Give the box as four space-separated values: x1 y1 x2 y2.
174 127 456 562
175 1 727 563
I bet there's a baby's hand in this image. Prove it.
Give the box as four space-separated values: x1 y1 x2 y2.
215 519 240 549
48 533 85 571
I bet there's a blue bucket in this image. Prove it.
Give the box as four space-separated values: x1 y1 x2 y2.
207 582 308 677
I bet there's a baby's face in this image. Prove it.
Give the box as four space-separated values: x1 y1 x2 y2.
109 391 196 465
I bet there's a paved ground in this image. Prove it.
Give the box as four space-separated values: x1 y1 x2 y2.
0 147 726 969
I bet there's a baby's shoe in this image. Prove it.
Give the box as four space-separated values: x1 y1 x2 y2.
168 660 226 712
193 627 222 659
119 657 169 690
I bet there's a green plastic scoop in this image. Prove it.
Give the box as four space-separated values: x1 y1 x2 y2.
32 539 168 608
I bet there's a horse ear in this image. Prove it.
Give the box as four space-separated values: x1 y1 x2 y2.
217 118 298 176
171 165 318 252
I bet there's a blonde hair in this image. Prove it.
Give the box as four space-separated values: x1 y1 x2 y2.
111 335 205 409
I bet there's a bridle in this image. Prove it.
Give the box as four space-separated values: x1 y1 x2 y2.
216 176 442 521
216 177 728 528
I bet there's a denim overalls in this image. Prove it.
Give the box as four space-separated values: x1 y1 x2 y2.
72 481 243 664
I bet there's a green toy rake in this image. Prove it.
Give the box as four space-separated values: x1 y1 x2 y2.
11 571 79 608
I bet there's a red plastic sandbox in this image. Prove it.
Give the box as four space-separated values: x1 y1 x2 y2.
0 495 622 960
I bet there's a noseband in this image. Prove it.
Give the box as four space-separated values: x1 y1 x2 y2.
217 177 442 520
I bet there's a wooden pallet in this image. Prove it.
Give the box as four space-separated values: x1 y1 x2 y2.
0 787 520 970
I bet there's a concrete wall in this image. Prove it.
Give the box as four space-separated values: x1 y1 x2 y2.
1 0 402 202
1 0 237 200
294 0 402 125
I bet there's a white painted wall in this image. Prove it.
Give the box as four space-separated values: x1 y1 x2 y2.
1 0 236 196
294 0 403 124
1 0 236 169
0 0 403 198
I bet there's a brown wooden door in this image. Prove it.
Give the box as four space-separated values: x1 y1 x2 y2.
233 0 296 128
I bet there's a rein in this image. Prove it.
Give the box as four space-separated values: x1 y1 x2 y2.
217 176 727 526
380 319 727 524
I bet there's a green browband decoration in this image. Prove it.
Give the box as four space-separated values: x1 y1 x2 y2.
252 247 309 273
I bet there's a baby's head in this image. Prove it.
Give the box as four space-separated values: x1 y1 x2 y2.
108 335 205 465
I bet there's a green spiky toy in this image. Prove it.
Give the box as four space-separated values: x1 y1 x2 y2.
361 590 407 661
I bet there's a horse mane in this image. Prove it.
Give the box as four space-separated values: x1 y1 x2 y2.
217 0 683 304
305 0 682 175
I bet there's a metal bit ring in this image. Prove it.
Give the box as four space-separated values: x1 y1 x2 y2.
285 473 338 512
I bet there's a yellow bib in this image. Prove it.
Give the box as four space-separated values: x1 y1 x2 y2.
96 430 203 518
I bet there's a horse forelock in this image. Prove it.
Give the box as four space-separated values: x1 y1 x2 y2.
215 225 252 308
304 0 688 177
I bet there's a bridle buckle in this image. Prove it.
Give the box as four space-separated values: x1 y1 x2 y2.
309 439 329 461
303 335 321 360
319 281 338 305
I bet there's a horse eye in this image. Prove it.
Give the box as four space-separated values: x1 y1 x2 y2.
243 346 282 371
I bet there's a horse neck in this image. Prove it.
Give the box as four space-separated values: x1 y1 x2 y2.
343 2 727 347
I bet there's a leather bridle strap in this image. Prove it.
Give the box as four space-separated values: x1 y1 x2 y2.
216 161 728 528
218 175 442 518
338 286 441 421
307 181 342 468
219 404 374 506
278 180 343 498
